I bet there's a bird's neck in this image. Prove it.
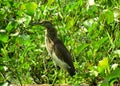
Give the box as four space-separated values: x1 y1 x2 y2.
45 29 57 41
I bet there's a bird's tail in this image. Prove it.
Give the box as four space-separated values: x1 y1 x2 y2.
67 67 76 76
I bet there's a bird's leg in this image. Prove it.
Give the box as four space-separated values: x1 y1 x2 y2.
52 60 59 85
65 71 66 83
52 68 58 85
64 71 68 84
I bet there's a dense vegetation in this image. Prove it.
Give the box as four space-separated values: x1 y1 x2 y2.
0 0 120 85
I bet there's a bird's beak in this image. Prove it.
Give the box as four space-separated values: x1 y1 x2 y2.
30 21 45 31
39 22 44 26
30 21 40 25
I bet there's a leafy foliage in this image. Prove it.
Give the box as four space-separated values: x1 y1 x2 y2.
0 0 120 85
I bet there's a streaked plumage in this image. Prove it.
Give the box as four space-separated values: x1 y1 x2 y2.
40 21 75 76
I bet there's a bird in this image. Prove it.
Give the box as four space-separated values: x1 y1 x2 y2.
32 21 75 76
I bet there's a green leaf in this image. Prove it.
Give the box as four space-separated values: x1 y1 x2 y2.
108 68 120 81
100 10 114 24
5 21 18 32
21 2 37 16
77 44 89 54
106 10 114 24
5 22 13 32
17 35 31 46
101 68 120 86
66 17 75 29
47 0 54 6
26 2 37 16
0 65 4 71
98 57 109 73
0 33 8 43
107 31 115 49
19 56 24 64
100 79 109 86
94 37 108 49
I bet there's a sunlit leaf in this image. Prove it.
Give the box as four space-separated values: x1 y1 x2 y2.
26 2 37 16
98 57 109 73
21 2 37 16
113 7 120 22
88 0 95 6
66 17 75 29
47 0 54 6
17 14 31 27
114 50 120 55
21 4 26 10
100 10 114 24
0 33 8 43
111 63 118 70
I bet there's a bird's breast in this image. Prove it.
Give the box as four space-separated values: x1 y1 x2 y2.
45 31 71 72
45 34 54 56
51 51 70 71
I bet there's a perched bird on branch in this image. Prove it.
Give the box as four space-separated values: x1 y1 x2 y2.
32 21 75 76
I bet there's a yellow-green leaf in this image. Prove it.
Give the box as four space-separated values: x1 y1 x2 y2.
21 2 37 16
66 17 75 29
47 0 54 6
98 57 109 73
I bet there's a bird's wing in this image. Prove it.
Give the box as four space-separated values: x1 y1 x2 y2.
53 39 74 67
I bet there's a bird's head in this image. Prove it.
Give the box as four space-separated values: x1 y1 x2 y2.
31 20 55 29
40 21 55 29
39 21 57 38
31 20 57 38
